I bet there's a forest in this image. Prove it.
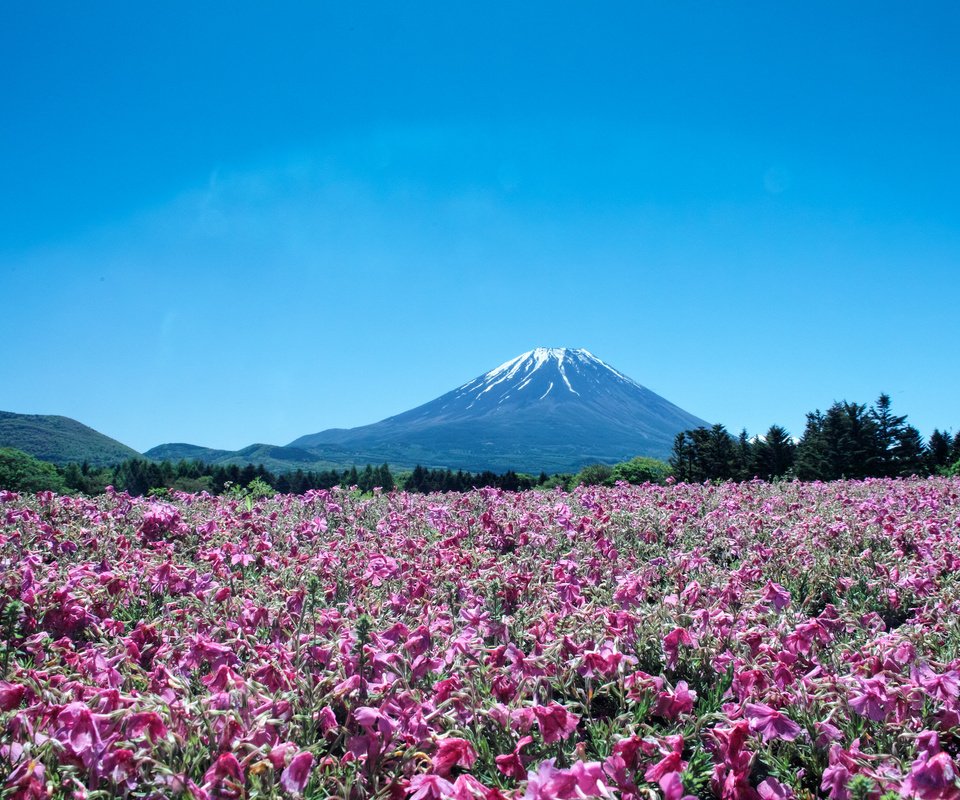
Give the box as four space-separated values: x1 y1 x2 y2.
669 393 959 483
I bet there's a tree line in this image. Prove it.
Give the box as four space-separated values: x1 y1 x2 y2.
0 448 552 496
669 394 959 483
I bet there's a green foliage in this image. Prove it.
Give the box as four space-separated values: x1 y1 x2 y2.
539 473 574 490
609 456 672 485
574 463 614 486
0 447 66 492
946 457 960 477
246 477 274 498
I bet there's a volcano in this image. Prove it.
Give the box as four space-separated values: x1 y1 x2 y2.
289 347 708 473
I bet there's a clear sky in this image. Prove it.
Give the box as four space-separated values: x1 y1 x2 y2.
2 2 958 453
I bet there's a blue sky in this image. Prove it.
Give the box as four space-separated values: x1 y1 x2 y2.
2 2 958 453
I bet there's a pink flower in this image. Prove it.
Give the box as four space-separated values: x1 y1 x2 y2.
103 748 138 792
280 751 314 796
496 736 533 780
532 703 580 744
653 681 697 719
744 703 802 742
353 706 396 738
580 643 634 679
659 772 698 800
761 581 792 611
522 759 614 800
5 758 46 800
450 774 506 800
409 774 456 800
901 733 960 800
0 681 26 711
433 738 478 777
758 777 794 800
123 711 168 741
55 702 104 767
202 753 244 799
849 677 893 722
663 627 696 671
914 665 960 702
645 750 685 783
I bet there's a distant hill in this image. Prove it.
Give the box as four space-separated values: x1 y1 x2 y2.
290 347 709 473
143 442 350 474
143 443 235 463
0 411 142 467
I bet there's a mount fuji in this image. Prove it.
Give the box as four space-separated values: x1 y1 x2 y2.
289 348 708 473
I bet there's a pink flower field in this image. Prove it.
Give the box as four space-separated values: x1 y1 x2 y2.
1 478 959 799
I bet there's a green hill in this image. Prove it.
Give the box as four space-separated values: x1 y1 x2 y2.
143 442 234 463
145 441 351 473
0 411 142 466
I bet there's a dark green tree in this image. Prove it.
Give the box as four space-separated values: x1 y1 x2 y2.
702 424 738 481
926 429 953 472
734 429 754 481
753 425 796 480
871 394 909 477
669 432 694 482
892 425 926 477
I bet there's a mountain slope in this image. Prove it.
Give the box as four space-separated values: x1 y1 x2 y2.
0 411 143 466
291 348 708 473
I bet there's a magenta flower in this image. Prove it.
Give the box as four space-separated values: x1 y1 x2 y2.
0 681 26 711
202 753 244 799
849 676 893 722
532 703 580 744
522 759 615 800
645 750 685 783
103 748 138 792
744 703 802 742
900 733 960 800
914 665 960 702
123 711 167 742
55 702 105 767
496 735 533 780
408 774 456 800
663 627 695 671
280 751 314 796
433 737 478 777
659 772 698 800
5 758 46 800
653 680 697 719
758 777 794 800
761 581 792 611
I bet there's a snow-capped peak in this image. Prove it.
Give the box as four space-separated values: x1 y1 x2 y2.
454 347 641 406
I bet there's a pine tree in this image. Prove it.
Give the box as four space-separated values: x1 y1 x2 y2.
795 411 831 481
669 432 692 482
871 394 909 477
892 425 926 477
377 464 395 492
926 429 953 472
703 424 737 481
735 429 753 481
